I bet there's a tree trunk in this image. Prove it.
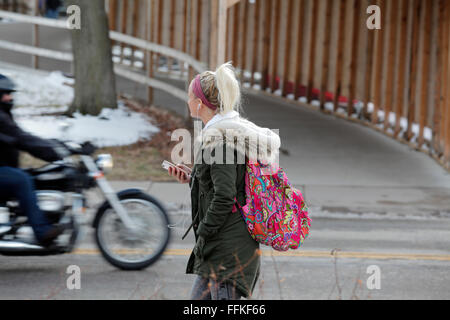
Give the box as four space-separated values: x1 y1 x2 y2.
67 0 117 116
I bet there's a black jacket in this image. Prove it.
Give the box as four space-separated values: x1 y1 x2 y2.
0 107 62 168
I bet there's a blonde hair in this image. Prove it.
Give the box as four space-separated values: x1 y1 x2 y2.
196 62 241 115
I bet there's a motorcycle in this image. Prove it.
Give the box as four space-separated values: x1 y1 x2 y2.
0 141 171 270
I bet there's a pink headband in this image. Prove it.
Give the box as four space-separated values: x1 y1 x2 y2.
193 75 218 111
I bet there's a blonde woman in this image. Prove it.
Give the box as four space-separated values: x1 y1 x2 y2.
169 62 280 300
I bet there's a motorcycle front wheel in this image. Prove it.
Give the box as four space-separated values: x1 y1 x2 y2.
94 192 170 270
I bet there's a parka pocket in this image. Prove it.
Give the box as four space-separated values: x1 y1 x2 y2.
196 238 218 260
201 241 216 260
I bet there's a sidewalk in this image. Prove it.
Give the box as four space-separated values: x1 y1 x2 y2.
104 181 450 219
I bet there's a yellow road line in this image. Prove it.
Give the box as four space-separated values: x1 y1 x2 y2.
71 248 450 261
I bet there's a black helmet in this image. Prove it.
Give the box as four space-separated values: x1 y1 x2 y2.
0 74 16 113
0 74 16 93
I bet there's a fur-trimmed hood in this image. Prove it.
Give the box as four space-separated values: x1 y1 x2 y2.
196 112 281 164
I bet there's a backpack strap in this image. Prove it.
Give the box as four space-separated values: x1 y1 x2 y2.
181 211 200 241
233 197 243 214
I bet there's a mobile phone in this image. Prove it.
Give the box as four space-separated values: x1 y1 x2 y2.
162 160 191 177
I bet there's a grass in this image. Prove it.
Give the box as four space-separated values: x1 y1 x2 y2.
20 142 174 182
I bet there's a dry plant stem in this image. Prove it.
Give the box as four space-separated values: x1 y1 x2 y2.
331 248 342 300
270 250 284 300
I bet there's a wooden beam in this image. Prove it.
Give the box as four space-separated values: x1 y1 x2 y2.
168 0 176 74
196 0 203 60
405 0 422 141
119 0 128 63
363 0 376 120
130 0 139 66
270 0 281 93
444 0 450 165
394 0 409 137
250 0 261 87
435 0 449 156
0 39 72 61
333 0 347 111
418 0 432 147
31 0 39 69
348 0 361 116
231 2 240 65
306 0 319 102
383 0 399 129
319 0 333 109
108 0 118 31
0 10 67 28
282 0 295 97
372 0 386 125
209 0 228 69
146 0 154 104
240 0 249 81
261 0 272 90
294 0 306 100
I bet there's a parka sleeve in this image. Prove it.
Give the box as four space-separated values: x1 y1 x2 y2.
0 112 63 162
197 161 237 240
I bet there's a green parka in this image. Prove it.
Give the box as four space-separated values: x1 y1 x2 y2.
185 112 281 298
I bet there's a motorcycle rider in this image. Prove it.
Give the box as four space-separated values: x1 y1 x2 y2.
0 74 69 247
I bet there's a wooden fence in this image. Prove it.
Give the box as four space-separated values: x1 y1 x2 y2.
0 0 28 13
107 0 450 171
2 0 450 170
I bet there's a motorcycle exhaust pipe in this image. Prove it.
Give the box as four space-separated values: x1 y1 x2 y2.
0 240 44 251
0 240 68 256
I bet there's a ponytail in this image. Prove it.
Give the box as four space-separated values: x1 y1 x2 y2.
214 62 241 114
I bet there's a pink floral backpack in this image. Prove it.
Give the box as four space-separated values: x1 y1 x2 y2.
234 162 311 251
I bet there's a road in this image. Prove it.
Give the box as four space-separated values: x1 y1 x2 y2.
1 205 449 300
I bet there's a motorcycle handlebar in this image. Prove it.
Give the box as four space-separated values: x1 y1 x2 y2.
60 141 98 156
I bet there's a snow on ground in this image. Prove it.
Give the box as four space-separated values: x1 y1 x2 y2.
17 102 159 147
1 67 73 110
0 65 159 147
366 102 433 142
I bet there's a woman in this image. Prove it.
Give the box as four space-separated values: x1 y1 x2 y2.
169 62 280 300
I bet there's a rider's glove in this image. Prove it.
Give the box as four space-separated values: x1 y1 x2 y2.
50 139 71 159
80 142 97 155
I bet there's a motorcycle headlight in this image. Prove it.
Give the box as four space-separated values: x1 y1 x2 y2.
96 154 114 174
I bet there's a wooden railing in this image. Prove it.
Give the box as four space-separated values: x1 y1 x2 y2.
0 9 207 104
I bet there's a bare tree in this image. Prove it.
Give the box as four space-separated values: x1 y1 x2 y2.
66 0 117 115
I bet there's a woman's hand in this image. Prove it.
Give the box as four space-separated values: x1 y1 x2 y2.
168 164 191 184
